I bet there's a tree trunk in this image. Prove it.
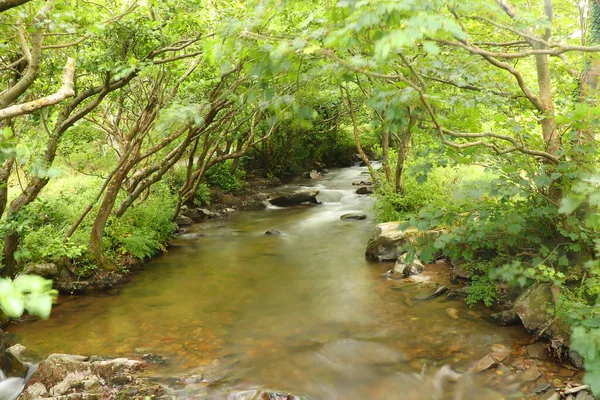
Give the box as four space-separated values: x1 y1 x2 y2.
340 86 377 183
0 157 14 220
2 233 18 278
534 50 559 155
382 129 392 183
87 163 131 271
395 116 414 193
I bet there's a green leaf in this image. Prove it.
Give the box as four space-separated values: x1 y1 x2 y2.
559 196 582 215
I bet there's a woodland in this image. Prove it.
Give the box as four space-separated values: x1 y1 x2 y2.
2 0 600 395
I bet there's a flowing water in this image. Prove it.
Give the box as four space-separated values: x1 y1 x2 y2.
7 165 562 399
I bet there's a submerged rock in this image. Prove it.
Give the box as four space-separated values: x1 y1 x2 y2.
268 190 320 207
394 253 425 278
141 354 165 364
227 389 300 400
365 222 419 262
340 213 366 220
265 230 281 235
318 339 405 366
422 286 449 300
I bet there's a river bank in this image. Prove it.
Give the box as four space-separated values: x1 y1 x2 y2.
2 165 594 399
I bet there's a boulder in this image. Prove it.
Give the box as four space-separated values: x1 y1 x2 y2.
198 208 220 219
309 170 322 179
365 222 419 262
394 254 425 278
6 345 27 358
175 215 193 227
181 206 221 222
513 284 557 334
268 190 320 207
511 283 570 350
20 263 58 279
239 200 267 211
56 271 128 294
340 213 366 220
0 349 28 378
21 354 143 399
450 260 472 282
355 186 373 195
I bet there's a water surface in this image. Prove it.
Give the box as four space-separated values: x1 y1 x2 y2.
9 166 544 399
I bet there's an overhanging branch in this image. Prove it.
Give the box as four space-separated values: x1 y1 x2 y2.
0 58 75 120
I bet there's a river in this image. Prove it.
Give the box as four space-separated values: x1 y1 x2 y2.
7 165 569 399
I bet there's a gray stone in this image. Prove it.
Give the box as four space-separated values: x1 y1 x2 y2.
239 200 267 211
340 213 366 220
21 263 58 278
355 186 373 195
526 343 548 360
514 283 554 332
575 390 595 400
569 349 585 368
450 260 471 281
365 222 419 262
6 344 27 357
268 190 320 207
309 170 322 179
1 349 28 378
141 354 164 364
198 208 220 219
175 215 193 226
394 254 425 278
489 310 520 326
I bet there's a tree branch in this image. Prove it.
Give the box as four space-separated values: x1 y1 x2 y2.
0 58 75 120
0 0 32 13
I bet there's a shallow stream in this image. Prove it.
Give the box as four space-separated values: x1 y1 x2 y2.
8 165 572 399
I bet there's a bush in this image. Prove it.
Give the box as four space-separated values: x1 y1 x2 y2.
375 164 492 221
205 160 245 192
12 174 177 269
104 183 176 260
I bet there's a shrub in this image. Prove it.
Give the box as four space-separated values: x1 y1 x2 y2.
205 160 245 192
105 183 176 260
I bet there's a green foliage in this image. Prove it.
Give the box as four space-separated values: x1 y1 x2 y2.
105 184 176 260
465 270 498 307
193 183 212 207
0 275 57 320
205 160 245 192
376 164 492 221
